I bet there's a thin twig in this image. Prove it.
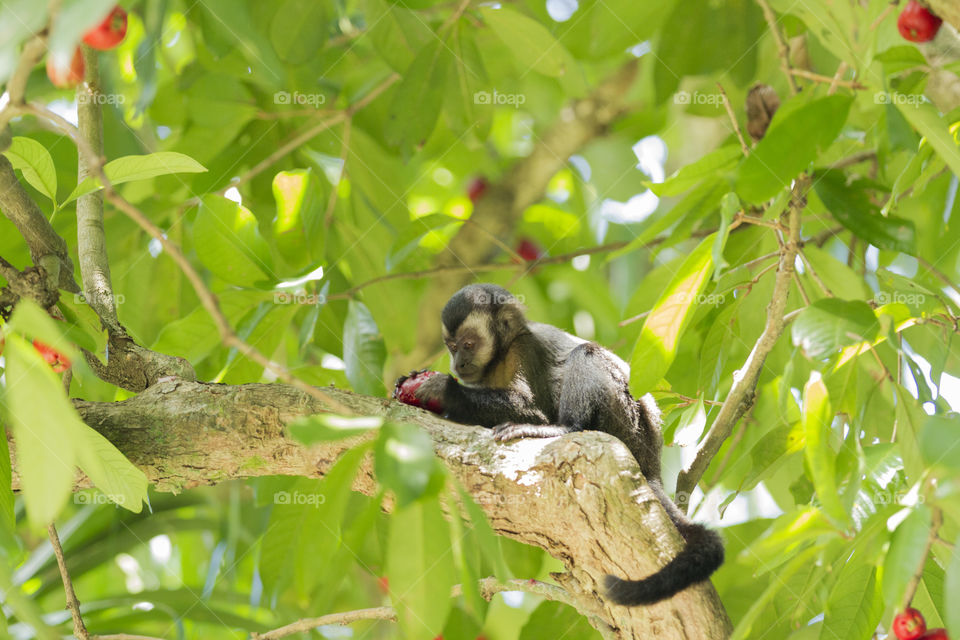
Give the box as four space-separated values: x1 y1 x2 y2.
250 607 397 640
756 0 800 95
829 150 877 169
48 523 90 640
792 270 812 305
717 83 749 155
870 3 897 30
828 61 849 95
917 256 960 301
798 248 834 297
736 212 784 231
789 67 865 90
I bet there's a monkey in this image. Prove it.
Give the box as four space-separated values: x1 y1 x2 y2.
398 283 724 606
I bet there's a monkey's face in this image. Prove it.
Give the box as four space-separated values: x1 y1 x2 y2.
442 311 494 386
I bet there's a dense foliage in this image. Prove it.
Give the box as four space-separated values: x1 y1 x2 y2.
1 0 960 638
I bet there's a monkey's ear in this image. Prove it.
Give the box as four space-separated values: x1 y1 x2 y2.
498 306 524 341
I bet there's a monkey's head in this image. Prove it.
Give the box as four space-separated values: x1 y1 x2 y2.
440 284 526 386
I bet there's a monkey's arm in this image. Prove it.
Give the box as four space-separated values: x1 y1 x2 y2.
414 374 548 426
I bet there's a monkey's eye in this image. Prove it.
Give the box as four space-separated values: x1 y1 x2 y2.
464 341 475 351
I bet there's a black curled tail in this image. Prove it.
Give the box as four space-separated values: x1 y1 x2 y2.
604 483 724 606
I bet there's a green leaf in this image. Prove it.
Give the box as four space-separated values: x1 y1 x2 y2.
0 422 15 539
919 414 960 473
457 484 510 581
386 40 449 153
269 0 327 64
653 0 765 101
713 192 739 276
882 505 933 606
820 557 883 640
894 96 960 178
343 300 386 396
193 194 273 287
814 171 916 254
520 601 601 640
802 245 869 300
374 422 436 507
630 233 717 395
3 335 77 529
4 137 57 205
7 298 82 367
259 444 369 597
365 0 433 72
72 426 148 513
802 377 848 525
288 415 383 444
272 169 326 270
479 6 571 77
791 299 879 359
737 95 853 203
651 145 741 197
387 495 457 640
558 0 675 60
64 152 207 204
896 386 928 483
946 533 960 637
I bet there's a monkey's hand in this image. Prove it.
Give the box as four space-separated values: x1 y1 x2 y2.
492 423 575 442
393 370 447 414
412 372 450 404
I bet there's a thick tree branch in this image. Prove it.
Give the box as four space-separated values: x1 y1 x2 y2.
0 158 79 294
676 178 807 501
9 380 731 639
404 61 640 370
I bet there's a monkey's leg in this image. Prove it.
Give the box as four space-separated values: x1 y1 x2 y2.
556 344 664 480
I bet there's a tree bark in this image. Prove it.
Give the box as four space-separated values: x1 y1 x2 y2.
11 380 732 639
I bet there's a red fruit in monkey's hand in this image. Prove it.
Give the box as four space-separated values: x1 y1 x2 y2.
46 47 84 88
919 630 948 640
393 370 444 414
83 7 128 50
898 1 942 42
32 339 71 372
893 608 927 640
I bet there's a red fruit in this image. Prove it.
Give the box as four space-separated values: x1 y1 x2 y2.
515 238 543 262
393 370 444 414
466 177 489 203
898 1 942 42
46 47 84 88
894 608 927 640
82 7 128 50
377 576 389 594
32 339 71 373
919 630 948 640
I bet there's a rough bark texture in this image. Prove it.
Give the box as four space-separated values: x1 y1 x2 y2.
30 379 732 639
